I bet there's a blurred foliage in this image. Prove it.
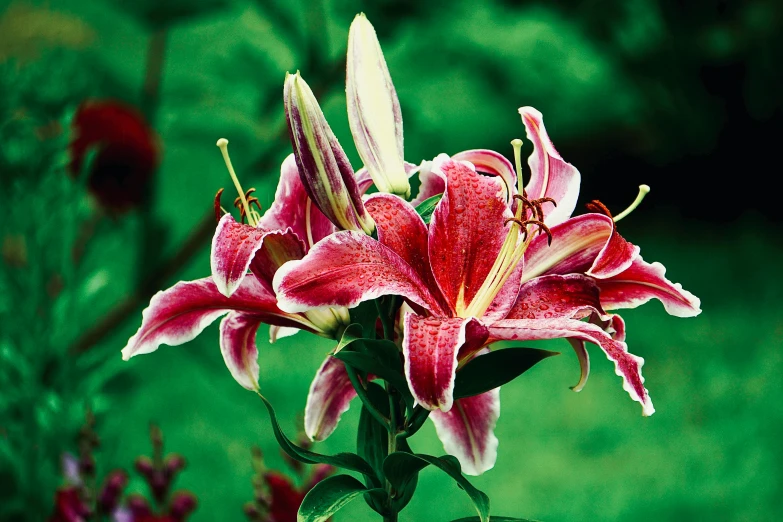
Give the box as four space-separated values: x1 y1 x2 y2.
0 0 781 520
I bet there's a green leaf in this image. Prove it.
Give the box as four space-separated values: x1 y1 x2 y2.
414 193 443 224
453 348 558 400
334 340 414 410
390 437 418 512
400 405 431 439
336 323 365 353
256 393 375 477
297 474 380 522
384 452 490 522
358 383 390 486
348 301 380 339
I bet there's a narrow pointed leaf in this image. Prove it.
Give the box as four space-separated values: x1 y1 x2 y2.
257 394 375 477
414 193 443 224
383 452 490 522
297 474 380 522
453 348 558 400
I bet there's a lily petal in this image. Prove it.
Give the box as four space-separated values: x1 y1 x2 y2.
403 314 489 411
430 384 500 476
304 356 356 441
365 193 447 311
248 229 307 294
428 156 511 314
452 149 517 202
347 14 410 198
269 325 300 343
273 231 445 315
410 159 445 206
211 214 269 297
219 312 261 391
598 256 702 317
567 338 590 392
122 277 308 361
489 318 654 416
506 274 604 320
523 213 639 282
519 107 580 227
257 154 334 248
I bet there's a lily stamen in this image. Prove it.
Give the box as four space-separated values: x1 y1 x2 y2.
513 193 557 221
216 138 259 227
503 217 552 245
462 140 557 318
233 188 263 225
214 188 225 222
585 199 613 218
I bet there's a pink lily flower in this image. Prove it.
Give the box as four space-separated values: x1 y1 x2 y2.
274 108 700 475
121 153 354 391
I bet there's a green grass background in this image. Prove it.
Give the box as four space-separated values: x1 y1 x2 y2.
1 0 782 520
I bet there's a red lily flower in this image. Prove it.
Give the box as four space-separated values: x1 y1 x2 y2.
273 108 700 475
121 154 352 391
69 100 159 212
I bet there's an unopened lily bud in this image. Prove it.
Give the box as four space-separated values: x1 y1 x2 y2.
169 491 198 520
165 453 186 476
284 72 375 235
97 470 128 514
125 494 152 517
134 455 154 478
347 14 410 198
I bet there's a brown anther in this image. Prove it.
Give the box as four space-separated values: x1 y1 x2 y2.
214 188 225 223
513 194 558 221
233 196 248 223
585 199 613 219
504 217 553 245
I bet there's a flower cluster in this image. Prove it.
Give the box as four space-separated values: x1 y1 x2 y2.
49 417 196 522
122 12 700 517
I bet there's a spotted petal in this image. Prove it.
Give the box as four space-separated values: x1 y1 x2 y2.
430 384 500 476
257 154 335 247
428 156 512 315
507 274 604 320
489 318 654 416
365 193 448 312
304 356 357 441
403 314 489 411
219 312 262 391
211 214 270 297
122 277 308 360
452 149 517 202
519 107 580 227
273 231 445 315
523 213 639 282
597 256 702 317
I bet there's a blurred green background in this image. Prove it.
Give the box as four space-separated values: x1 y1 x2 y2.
1 0 781 520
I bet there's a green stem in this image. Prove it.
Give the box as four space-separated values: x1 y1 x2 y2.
375 299 395 341
345 364 390 430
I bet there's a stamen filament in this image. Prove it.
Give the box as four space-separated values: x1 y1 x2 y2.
216 138 258 227
511 138 524 202
614 184 650 222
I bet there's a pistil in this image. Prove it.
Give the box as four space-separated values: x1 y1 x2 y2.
613 185 650 222
216 138 260 227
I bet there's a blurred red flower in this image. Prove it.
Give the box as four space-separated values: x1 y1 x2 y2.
69 100 159 211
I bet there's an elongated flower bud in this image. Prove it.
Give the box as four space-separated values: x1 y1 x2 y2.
284 72 375 234
347 14 410 198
